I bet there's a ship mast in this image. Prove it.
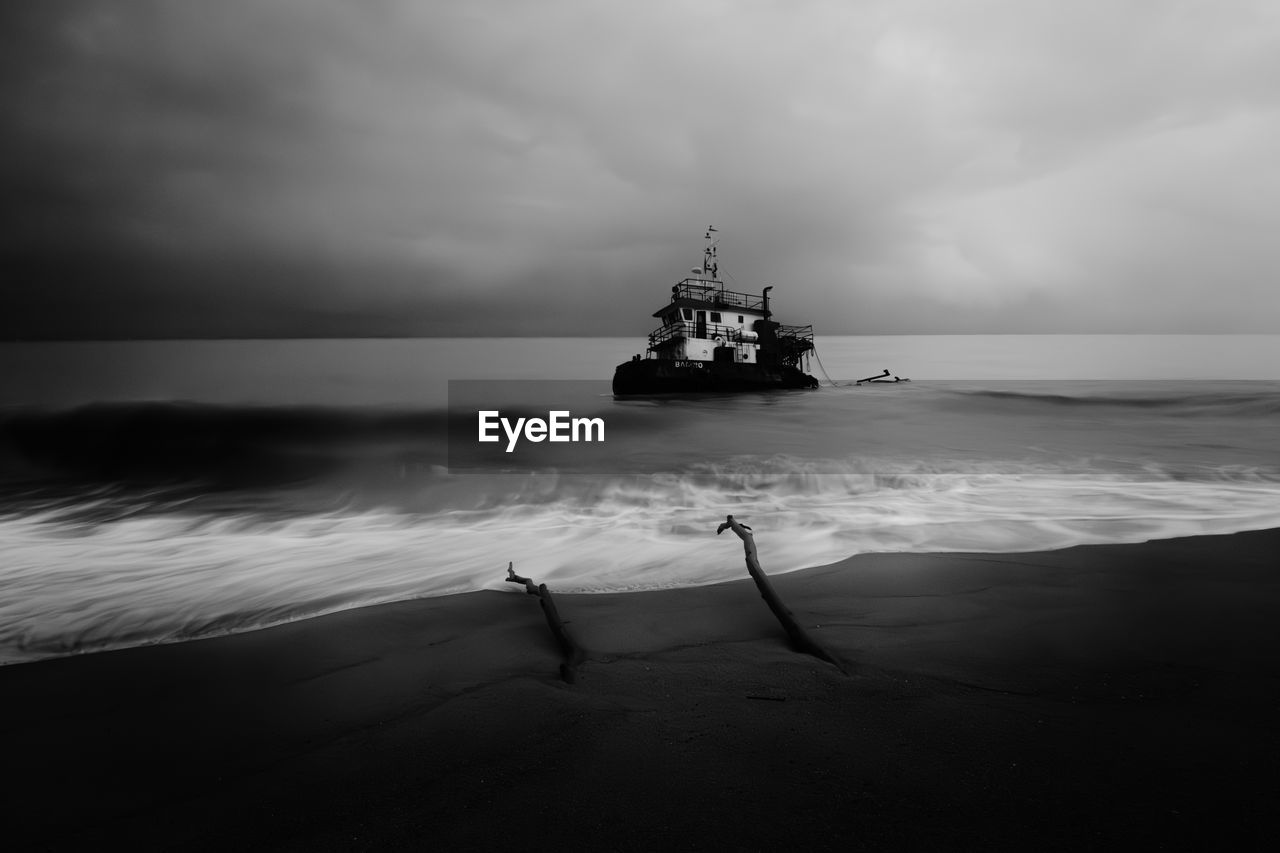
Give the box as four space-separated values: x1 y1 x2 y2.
704 225 720 287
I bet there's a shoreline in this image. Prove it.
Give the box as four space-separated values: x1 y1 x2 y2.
7 528 1280 850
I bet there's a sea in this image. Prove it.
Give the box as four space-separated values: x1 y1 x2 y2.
2 335 1279 665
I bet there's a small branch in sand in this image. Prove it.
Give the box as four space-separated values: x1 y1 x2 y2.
505 562 585 683
716 515 846 672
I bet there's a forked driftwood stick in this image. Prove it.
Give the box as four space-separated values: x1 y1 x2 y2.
716 515 845 671
505 562 585 683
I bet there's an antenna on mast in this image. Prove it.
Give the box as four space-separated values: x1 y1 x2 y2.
704 226 719 282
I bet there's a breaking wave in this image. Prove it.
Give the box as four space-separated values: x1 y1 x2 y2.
948 386 1280 416
4 380 1279 664
4 453 1280 664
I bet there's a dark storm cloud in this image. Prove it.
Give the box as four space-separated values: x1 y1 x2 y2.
2 0 1278 339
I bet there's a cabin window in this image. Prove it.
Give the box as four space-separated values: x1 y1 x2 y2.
710 312 721 322
738 315 744 323
681 308 692 321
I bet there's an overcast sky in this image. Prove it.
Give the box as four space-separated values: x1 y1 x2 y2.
3 0 1277 339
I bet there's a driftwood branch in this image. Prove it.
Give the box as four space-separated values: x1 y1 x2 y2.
716 515 845 672
505 562 585 683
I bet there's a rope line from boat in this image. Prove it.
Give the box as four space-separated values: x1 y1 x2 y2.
810 344 840 387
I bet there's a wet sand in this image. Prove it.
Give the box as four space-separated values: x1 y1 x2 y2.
6 529 1280 851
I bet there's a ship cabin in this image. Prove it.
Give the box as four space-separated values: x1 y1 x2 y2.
645 273 814 369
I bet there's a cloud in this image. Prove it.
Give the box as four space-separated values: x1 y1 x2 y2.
2 0 1277 338
880 107 1280 331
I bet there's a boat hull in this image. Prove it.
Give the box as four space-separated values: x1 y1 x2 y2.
612 358 818 395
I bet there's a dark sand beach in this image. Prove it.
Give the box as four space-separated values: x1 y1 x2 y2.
6 528 1279 851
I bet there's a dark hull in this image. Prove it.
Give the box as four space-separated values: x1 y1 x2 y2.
612 358 818 395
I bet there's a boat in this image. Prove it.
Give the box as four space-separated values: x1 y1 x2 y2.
612 228 820 394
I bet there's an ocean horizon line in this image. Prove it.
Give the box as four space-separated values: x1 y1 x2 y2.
6 332 1280 344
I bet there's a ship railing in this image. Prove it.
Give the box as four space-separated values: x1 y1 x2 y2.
647 323 685 348
648 321 756 349
670 281 767 312
777 324 814 345
776 324 815 367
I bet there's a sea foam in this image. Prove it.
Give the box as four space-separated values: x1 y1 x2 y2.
3 456 1278 664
